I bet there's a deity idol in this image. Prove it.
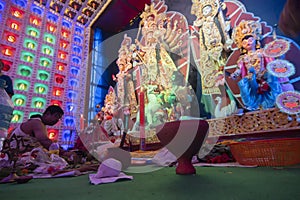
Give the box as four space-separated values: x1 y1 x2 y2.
113 34 138 120
230 20 283 110
134 3 180 89
191 0 235 117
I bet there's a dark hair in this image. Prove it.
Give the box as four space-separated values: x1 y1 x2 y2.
44 105 64 115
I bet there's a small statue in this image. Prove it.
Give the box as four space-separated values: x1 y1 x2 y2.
230 20 283 110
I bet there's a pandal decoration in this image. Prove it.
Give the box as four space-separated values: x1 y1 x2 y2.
276 91 300 115
266 59 295 78
263 39 290 58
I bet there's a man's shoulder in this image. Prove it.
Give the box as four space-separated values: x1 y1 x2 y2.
27 118 43 126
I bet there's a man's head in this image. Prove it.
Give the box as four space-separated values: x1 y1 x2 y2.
42 105 64 125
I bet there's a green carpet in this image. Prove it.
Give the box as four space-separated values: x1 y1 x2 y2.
1 166 300 200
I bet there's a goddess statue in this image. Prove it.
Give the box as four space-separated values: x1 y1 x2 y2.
113 34 138 119
230 20 283 110
191 0 235 117
134 3 180 89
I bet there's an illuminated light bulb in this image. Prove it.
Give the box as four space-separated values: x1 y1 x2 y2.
39 73 48 80
29 30 37 37
7 35 16 43
54 89 62 96
42 60 49 67
63 131 71 140
34 101 44 108
3 64 10 71
60 42 68 48
27 42 35 49
68 91 76 99
57 65 64 71
65 118 74 126
59 53 66 59
48 132 56 140
20 68 31 76
62 31 68 38
12 114 21 122
70 68 79 76
55 77 64 84
46 37 52 43
13 10 22 18
48 25 56 33
44 48 51 55
4 49 12 56
51 100 62 107
11 22 19 30
67 105 74 112
73 58 80 64
32 19 39 26
15 98 24 106
17 83 27 90
25 55 33 62
36 86 45 94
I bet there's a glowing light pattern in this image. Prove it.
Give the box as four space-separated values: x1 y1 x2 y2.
66 102 76 112
15 79 30 91
11 110 24 123
11 7 25 18
24 38 38 50
41 44 54 56
12 94 27 106
34 83 48 94
1 45 16 56
44 33 56 44
53 87 64 97
51 100 62 107
20 51 35 63
58 50 68 60
55 74 65 84
73 35 82 44
26 26 40 38
46 22 57 33
12 0 27 7
62 19 71 28
56 62 66 71
61 29 70 39
4 31 18 43
31 97 46 109
39 57 52 67
37 70 50 81
0 0 86 146
48 129 59 140
29 15 41 26
75 26 83 34
60 40 69 49
47 12 58 22
8 19 20 30
31 5 43 15
18 65 32 76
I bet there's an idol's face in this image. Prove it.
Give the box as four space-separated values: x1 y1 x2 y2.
242 36 256 51
202 5 212 16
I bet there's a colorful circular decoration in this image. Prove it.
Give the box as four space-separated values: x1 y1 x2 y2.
276 91 300 115
266 59 295 78
263 39 290 58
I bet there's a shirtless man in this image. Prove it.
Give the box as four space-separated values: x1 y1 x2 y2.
11 105 64 150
